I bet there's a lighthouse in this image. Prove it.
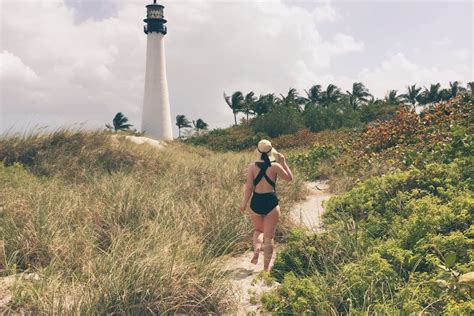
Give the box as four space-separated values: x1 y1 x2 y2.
141 1 173 140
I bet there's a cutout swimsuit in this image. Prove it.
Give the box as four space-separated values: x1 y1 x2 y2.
250 164 279 216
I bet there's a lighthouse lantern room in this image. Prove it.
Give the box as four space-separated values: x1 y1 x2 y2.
144 1 167 34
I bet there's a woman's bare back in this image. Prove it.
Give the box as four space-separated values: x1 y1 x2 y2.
249 163 282 193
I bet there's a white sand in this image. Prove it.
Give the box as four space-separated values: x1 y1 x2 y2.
124 135 165 149
110 134 166 150
288 180 333 232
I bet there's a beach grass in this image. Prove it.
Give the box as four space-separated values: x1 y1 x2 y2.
0 129 305 313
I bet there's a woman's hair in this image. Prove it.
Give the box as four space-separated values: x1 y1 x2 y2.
256 152 272 169
260 152 272 167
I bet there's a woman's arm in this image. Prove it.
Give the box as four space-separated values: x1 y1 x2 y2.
240 165 254 213
275 153 293 181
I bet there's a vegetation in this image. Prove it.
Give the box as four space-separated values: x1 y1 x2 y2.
106 112 133 132
0 129 306 313
288 95 473 189
192 118 209 136
263 157 473 313
1 82 472 314
250 105 304 138
224 91 244 125
189 81 471 151
175 114 192 138
261 96 474 314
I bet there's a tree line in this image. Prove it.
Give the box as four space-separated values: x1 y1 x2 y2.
223 81 473 125
104 112 208 139
108 81 472 139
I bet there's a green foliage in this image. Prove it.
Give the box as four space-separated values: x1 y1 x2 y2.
288 144 343 180
176 114 192 137
106 112 133 131
359 100 399 123
184 124 266 151
263 131 473 314
443 125 473 162
303 100 360 132
250 105 304 138
261 272 337 314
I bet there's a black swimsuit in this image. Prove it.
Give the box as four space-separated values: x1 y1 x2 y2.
250 163 279 216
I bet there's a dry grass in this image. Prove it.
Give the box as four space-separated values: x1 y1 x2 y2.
0 129 305 313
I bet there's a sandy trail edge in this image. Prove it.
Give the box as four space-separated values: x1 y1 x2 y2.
221 180 334 315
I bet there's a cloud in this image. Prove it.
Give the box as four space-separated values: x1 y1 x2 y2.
1 0 471 135
358 53 466 96
0 51 39 83
452 49 469 61
1 0 365 133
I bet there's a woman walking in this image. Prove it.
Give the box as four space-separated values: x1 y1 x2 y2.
240 139 293 272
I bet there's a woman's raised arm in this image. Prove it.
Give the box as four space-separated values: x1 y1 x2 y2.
274 153 293 181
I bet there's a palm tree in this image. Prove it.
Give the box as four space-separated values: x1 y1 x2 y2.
321 84 342 107
304 84 322 109
401 84 422 109
449 81 463 97
106 112 133 131
467 82 474 95
384 90 403 105
419 83 441 105
243 92 256 122
253 93 275 116
279 88 305 111
175 115 192 138
346 82 372 110
192 119 208 136
439 88 452 102
439 81 466 102
224 91 244 125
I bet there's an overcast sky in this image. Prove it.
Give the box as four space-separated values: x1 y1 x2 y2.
1 0 472 135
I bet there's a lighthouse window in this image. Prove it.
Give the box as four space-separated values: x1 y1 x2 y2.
148 9 163 19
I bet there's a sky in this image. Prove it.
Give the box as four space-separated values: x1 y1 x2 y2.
0 0 472 135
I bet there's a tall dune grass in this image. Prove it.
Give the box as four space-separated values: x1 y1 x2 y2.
0 129 305 313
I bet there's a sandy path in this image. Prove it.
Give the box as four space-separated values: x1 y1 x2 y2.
288 180 333 232
222 180 334 314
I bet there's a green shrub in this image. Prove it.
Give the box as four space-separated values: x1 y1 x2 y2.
443 125 474 162
251 105 304 138
262 272 337 314
184 124 266 151
288 144 343 180
303 102 360 132
264 156 473 313
359 101 398 123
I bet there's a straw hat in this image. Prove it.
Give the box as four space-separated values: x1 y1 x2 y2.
255 139 278 163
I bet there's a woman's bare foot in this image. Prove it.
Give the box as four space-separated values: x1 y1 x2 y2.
250 251 259 264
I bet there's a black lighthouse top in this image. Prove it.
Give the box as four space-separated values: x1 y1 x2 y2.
144 0 167 35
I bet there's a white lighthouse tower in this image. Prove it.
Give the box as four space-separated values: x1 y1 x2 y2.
141 1 173 140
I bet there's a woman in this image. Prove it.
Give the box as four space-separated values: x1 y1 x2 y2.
240 139 293 272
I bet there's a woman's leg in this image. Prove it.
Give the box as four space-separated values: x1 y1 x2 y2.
249 210 264 264
263 206 281 271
